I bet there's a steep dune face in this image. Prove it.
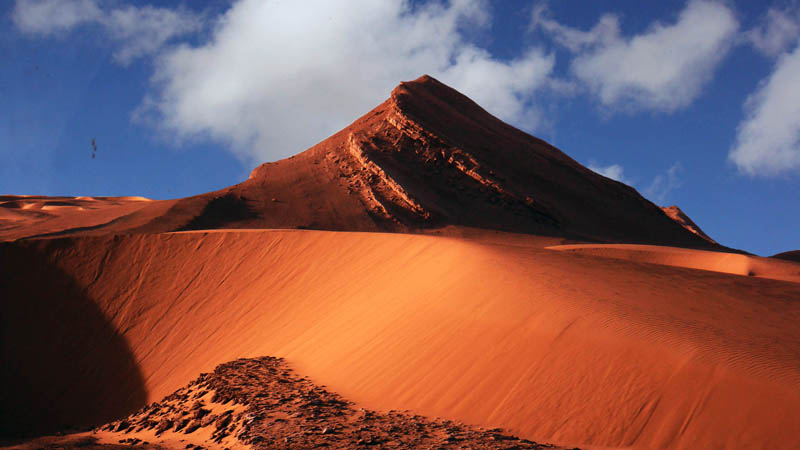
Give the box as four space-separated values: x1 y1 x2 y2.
2 77 721 250
5 230 799 448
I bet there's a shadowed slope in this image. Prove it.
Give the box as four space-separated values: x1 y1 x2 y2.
661 205 716 244
0 240 147 437
6 230 798 449
774 250 800 263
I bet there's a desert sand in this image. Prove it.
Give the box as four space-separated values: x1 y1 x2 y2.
547 243 800 283
2 76 799 450
4 230 800 449
0 195 157 241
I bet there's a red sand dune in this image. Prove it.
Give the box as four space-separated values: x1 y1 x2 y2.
0 195 156 242
1 76 732 252
3 230 800 449
773 250 800 263
547 243 800 283
2 76 799 450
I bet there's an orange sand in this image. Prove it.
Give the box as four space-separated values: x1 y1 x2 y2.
547 243 800 283
3 229 799 449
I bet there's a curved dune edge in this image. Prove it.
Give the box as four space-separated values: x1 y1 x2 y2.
546 243 800 283
4 230 800 449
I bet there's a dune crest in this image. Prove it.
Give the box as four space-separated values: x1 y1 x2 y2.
548 243 800 283
3 76 731 251
773 250 800 263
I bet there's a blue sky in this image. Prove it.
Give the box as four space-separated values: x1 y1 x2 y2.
2 0 799 255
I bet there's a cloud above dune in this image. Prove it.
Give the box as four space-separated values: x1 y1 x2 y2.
12 0 102 34
533 0 739 112
645 163 682 203
746 8 800 58
729 44 800 176
12 0 201 64
139 0 557 163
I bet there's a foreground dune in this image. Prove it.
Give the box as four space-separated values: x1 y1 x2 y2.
3 229 799 449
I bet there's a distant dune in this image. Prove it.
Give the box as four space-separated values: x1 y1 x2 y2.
0 195 155 241
773 250 800 263
2 76 798 450
548 243 800 283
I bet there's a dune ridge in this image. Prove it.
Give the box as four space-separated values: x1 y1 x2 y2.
1 77 729 252
3 229 799 449
661 205 716 244
773 250 800 263
547 243 800 283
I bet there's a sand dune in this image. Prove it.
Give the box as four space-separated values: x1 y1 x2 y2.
3 76 796 449
3 229 799 449
0 195 164 242
1 77 727 251
773 250 800 263
547 243 800 283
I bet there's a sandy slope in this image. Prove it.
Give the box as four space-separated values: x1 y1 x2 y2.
0 195 159 241
547 243 800 283
3 229 799 449
0 77 727 251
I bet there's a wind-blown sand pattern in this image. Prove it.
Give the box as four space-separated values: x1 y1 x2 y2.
3 230 800 449
2 76 799 449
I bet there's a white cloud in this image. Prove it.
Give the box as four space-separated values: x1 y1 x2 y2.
534 0 738 112
729 44 800 176
645 163 682 204
747 8 800 57
105 6 202 64
142 0 557 163
588 163 628 184
12 0 201 64
532 5 620 52
12 0 101 34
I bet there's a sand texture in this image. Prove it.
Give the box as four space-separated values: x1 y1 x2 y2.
3 229 799 449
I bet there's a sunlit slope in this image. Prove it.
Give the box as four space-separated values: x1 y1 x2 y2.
548 243 800 283
5 230 800 448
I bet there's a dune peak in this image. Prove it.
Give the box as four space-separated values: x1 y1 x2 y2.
2 77 727 251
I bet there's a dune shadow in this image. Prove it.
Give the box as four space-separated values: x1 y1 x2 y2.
0 241 147 438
